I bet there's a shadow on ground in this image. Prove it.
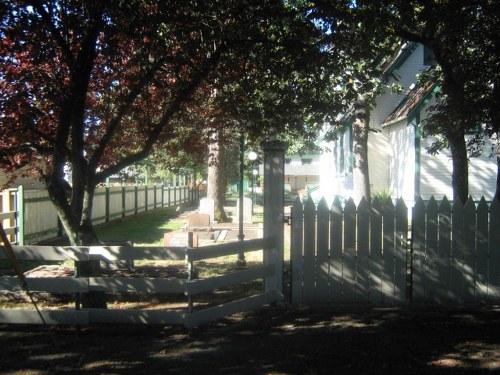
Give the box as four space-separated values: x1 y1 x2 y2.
1 305 500 374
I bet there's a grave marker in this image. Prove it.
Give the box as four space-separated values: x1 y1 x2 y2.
163 231 198 247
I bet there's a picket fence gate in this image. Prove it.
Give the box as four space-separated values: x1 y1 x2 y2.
290 195 500 306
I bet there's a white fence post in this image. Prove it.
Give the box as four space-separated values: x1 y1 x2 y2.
263 140 287 295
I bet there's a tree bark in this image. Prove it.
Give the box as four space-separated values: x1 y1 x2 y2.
207 130 229 222
447 128 469 203
352 95 371 204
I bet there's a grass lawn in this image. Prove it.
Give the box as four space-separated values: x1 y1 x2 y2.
95 206 186 246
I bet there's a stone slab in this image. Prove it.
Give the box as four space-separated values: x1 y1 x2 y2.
187 212 211 229
163 231 198 247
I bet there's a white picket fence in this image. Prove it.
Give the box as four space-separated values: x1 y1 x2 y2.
291 195 500 305
0 185 196 245
0 237 281 327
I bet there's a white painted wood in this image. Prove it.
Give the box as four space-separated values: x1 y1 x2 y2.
302 197 316 304
0 212 15 220
89 277 185 294
186 237 274 262
475 197 489 301
463 197 476 302
88 246 186 261
369 198 383 304
394 198 407 303
343 198 356 302
451 197 465 302
437 196 452 303
186 265 274 295
316 198 329 301
0 277 88 293
23 189 59 243
0 309 89 325
185 291 281 328
291 198 304 305
89 308 185 325
412 197 426 301
356 198 370 302
0 245 87 261
425 197 439 302
329 197 343 302
489 199 500 299
388 122 415 205
382 199 395 303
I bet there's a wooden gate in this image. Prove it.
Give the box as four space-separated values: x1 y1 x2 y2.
291 195 500 306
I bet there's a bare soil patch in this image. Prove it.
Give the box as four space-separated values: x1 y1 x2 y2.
1 305 499 374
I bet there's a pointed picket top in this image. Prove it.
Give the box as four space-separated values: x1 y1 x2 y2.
413 196 426 221
357 196 370 214
344 197 356 212
427 196 438 215
464 195 476 212
452 195 464 212
491 196 500 216
317 196 329 212
477 196 488 213
304 195 316 211
383 195 395 212
292 196 303 212
291 196 303 225
439 195 451 212
317 197 329 229
371 196 382 217
330 196 343 216
395 197 407 217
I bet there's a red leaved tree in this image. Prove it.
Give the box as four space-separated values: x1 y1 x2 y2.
2 0 336 244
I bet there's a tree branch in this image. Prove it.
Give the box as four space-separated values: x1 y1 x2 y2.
29 0 75 69
88 57 169 169
94 48 225 183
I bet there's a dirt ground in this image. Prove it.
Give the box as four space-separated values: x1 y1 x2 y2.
1 305 500 374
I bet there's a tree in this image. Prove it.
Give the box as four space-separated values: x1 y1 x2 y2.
371 0 499 202
0 0 340 244
178 2 344 219
308 2 401 203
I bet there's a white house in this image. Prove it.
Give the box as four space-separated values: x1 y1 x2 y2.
320 42 497 205
284 153 320 193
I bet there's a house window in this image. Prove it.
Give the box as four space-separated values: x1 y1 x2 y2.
423 45 436 66
301 158 312 165
285 158 291 164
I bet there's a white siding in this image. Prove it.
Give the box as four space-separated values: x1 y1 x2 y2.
419 131 496 202
468 140 496 201
389 121 415 204
419 137 454 200
368 129 390 193
371 44 427 127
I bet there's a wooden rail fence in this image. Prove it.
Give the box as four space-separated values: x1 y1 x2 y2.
0 237 281 327
291 195 500 306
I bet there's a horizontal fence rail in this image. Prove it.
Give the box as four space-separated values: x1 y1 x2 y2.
0 185 198 245
0 237 281 327
291 195 500 306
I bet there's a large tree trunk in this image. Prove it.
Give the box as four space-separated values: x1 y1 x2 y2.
46 173 106 308
447 128 469 204
207 130 229 222
352 95 371 204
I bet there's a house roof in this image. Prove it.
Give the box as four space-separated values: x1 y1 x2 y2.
382 80 438 127
381 42 418 79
